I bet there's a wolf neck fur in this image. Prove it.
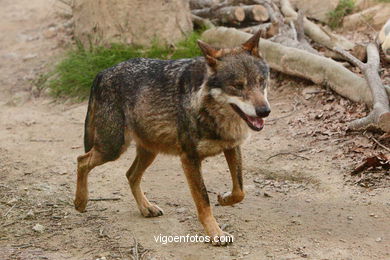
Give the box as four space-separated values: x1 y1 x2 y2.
192 81 250 142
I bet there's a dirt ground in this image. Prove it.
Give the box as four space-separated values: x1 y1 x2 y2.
0 1 389 259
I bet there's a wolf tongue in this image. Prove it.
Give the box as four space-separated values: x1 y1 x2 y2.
247 116 264 129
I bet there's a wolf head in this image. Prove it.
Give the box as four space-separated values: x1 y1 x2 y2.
197 31 270 131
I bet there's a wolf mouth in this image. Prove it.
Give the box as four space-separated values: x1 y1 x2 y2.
230 104 264 131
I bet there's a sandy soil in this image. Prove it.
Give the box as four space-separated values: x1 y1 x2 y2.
0 1 389 259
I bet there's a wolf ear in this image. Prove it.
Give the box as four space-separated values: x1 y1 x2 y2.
197 40 221 69
242 29 262 58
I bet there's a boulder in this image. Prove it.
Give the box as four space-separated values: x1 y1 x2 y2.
343 3 390 30
72 0 193 47
290 0 339 23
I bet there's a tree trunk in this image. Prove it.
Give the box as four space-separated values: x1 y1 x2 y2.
189 0 219 10
192 6 245 24
242 5 269 22
335 43 390 132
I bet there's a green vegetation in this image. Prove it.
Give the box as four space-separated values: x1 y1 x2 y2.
45 31 202 100
328 0 355 29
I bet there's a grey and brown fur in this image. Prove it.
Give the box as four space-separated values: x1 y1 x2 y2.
74 30 271 246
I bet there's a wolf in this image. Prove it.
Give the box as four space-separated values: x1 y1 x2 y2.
74 30 271 246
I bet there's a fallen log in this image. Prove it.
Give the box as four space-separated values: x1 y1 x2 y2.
242 5 269 22
377 18 390 62
271 10 319 55
192 6 245 25
191 14 215 29
189 0 219 10
201 27 374 105
279 0 359 55
213 0 284 23
334 43 390 132
240 21 279 38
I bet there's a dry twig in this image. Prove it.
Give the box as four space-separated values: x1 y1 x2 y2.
89 197 121 201
266 149 310 161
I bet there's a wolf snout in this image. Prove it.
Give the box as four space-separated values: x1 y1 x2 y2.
255 106 271 118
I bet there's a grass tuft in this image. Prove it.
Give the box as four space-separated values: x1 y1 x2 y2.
328 0 355 29
46 31 202 100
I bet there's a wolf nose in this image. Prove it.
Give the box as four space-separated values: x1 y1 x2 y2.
256 106 271 117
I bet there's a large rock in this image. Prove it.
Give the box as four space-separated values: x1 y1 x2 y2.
354 0 378 11
343 3 390 30
72 0 193 47
290 0 339 23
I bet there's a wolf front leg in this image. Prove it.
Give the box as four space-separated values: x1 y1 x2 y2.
180 154 233 246
218 146 245 206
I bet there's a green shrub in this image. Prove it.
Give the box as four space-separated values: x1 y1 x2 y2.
46 31 202 100
328 0 355 29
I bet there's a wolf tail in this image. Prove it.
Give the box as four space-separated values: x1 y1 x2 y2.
83 73 103 153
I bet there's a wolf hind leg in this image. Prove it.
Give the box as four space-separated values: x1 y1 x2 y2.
75 113 128 212
74 148 108 212
126 145 163 217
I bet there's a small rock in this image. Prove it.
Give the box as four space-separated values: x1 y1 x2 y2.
375 237 382 242
176 207 187 213
179 216 192 222
26 35 39 42
229 248 239 256
220 223 230 231
52 166 67 175
6 198 18 206
32 223 45 233
63 19 74 28
347 216 353 220
2 53 18 59
25 209 35 219
263 192 272 198
291 219 302 225
8 91 31 106
23 54 38 61
43 27 57 39
99 227 106 238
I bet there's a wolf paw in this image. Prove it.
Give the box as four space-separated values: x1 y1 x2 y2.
74 198 87 213
140 204 164 218
217 192 244 206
